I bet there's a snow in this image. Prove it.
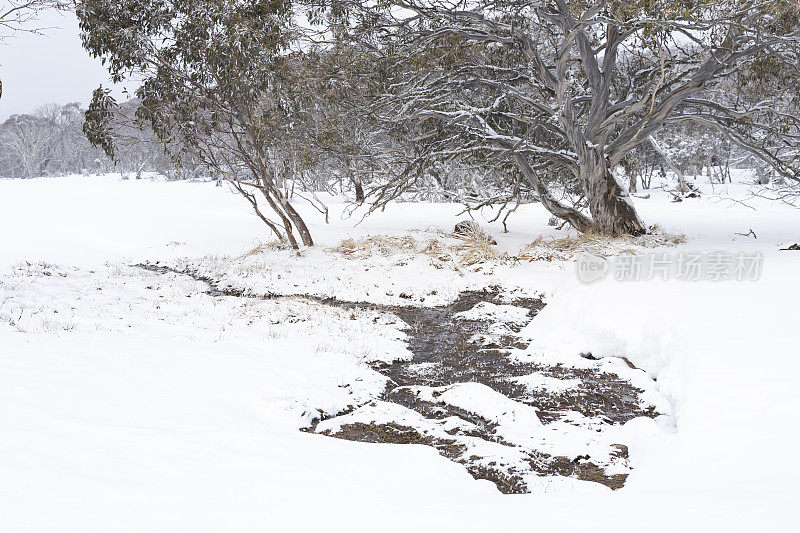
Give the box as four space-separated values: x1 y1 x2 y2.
417 382 543 428
523 260 800 498
1 173 799 530
1 261 489 531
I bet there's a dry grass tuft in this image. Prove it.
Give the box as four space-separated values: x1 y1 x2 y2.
237 240 294 259
634 224 687 247
518 231 616 261
452 232 504 266
419 238 452 262
329 232 506 268
328 225 685 267
518 226 686 262
329 235 419 259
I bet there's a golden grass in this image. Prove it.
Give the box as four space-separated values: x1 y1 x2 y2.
231 221 690 269
518 226 687 262
328 232 506 268
452 232 503 266
633 224 688 247
329 225 686 266
329 235 419 259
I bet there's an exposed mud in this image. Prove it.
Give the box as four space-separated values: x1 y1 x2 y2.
136 262 661 494
314 289 657 493
368 289 654 425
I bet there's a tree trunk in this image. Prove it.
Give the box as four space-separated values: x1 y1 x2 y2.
230 181 287 244
580 150 646 236
283 198 314 247
353 179 365 204
513 154 595 233
628 171 638 193
587 168 646 236
344 159 365 204
253 167 314 248
260 188 300 249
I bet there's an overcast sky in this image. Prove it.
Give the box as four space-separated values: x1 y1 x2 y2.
0 10 126 120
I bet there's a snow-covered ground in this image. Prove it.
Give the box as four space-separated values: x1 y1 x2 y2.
1 174 799 531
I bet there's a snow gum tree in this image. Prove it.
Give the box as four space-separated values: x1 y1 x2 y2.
77 0 315 247
321 0 800 235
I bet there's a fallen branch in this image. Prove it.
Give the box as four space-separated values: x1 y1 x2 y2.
734 228 757 239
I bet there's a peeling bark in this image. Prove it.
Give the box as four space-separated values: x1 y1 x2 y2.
587 167 646 236
580 149 646 236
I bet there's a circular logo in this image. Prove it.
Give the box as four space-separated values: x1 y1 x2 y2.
576 253 608 283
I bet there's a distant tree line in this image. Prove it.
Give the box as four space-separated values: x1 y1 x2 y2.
0 101 209 179
0 103 111 178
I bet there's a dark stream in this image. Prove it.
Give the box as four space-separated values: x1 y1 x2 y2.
138 263 660 493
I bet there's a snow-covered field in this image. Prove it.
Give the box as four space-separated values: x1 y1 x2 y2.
1 174 799 531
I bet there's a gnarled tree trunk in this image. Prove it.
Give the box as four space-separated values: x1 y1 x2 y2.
514 151 645 236
579 149 646 236
585 169 646 236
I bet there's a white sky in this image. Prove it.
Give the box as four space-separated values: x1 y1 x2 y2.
0 10 126 120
